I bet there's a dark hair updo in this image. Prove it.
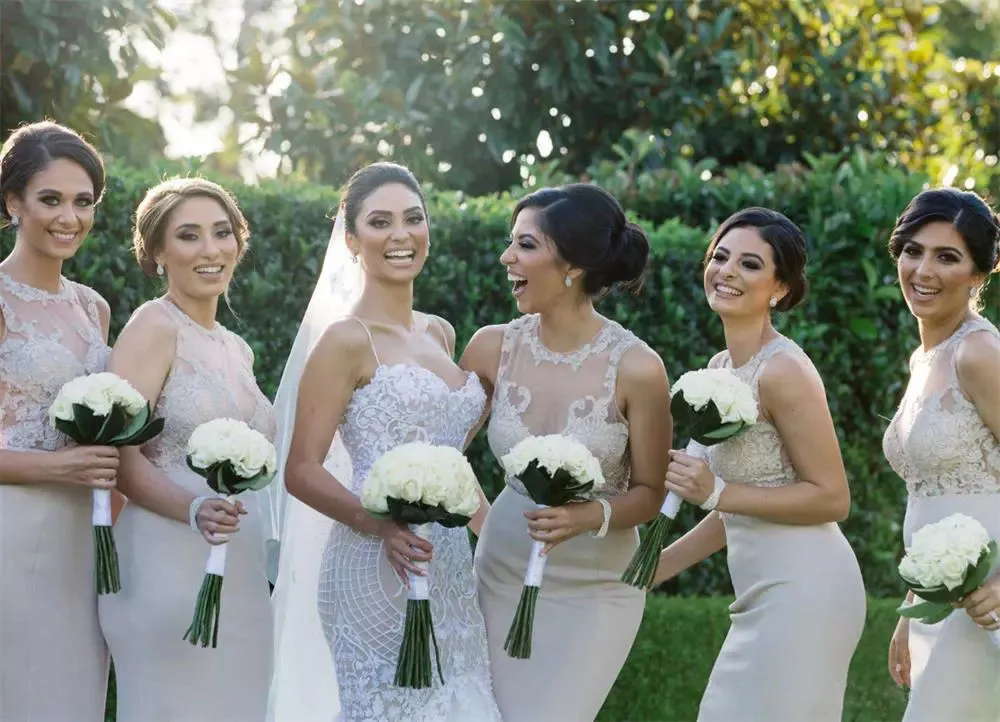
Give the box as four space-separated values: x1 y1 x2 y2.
888 188 1000 274
340 162 425 233
707 207 809 312
512 183 649 295
0 121 106 227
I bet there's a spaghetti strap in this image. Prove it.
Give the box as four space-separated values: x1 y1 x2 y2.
349 317 381 365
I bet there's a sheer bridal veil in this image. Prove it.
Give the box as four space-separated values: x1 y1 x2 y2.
262 211 359 721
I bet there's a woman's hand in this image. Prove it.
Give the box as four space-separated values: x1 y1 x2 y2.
663 450 715 506
526 502 603 554
959 575 1000 630
195 497 245 545
49 446 120 489
888 615 911 688
377 520 434 583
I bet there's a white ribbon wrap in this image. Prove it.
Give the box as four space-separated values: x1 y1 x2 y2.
524 539 548 588
989 627 1000 650
92 488 112 526
205 542 228 577
407 523 433 601
659 439 711 519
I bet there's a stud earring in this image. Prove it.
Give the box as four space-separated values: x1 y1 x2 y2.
156 263 164 277
768 297 778 308
10 214 19 228
564 274 573 288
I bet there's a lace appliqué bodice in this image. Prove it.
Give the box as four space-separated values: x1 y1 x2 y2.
0 272 109 451
487 314 642 497
141 299 275 477
883 318 1000 498
321 364 499 722
705 336 804 490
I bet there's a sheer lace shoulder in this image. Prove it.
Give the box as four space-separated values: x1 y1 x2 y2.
140 298 275 473
883 317 1000 497
0 272 109 451
706 336 806 490
486 314 643 497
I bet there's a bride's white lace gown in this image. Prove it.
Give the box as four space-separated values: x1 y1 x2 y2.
0 272 110 722
317 321 501 722
883 316 1000 722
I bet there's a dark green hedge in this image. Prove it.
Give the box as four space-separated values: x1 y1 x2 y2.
4 153 991 598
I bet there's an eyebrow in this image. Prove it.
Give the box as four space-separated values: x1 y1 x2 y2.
175 221 231 231
35 188 94 198
367 206 423 216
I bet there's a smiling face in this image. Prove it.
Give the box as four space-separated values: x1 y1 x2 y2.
499 207 579 313
704 227 788 318
896 220 983 322
4 158 96 261
347 182 429 283
155 196 241 302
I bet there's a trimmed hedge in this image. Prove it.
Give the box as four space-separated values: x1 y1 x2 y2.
3 153 993 597
598 596 907 722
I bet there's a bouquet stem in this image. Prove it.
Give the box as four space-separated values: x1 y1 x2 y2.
92 488 121 594
184 541 227 648
621 492 683 589
504 537 547 659
394 523 442 688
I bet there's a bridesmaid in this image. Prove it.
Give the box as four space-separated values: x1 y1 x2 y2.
654 208 865 721
462 183 672 721
883 188 1000 721
98 178 274 721
0 121 114 722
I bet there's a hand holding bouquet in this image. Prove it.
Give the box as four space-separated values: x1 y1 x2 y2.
184 418 276 648
360 441 482 689
622 367 757 589
49 372 164 594
500 434 605 658
897 513 1000 648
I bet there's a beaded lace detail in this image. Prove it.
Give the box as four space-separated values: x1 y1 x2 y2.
317 363 501 721
487 314 642 498
883 317 1000 498
0 272 108 450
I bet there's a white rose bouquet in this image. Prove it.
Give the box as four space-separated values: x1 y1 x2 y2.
184 418 277 648
622 367 758 589
499 434 605 659
897 513 1000 648
360 441 482 689
49 372 164 594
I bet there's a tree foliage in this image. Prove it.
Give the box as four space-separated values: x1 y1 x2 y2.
0 0 175 162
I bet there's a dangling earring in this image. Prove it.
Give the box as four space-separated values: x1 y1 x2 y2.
768 297 778 308
351 254 358 264
970 286 977 299
156 263 164 277
564 274 573 288
10 214 19 228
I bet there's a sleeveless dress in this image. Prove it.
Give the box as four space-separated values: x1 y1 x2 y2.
0 272 110 722
476 314 647 721
883 316 1000 722
98 298 275 722
317 321 501 722
698 335 866 722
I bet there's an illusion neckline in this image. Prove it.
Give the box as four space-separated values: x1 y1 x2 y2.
159 296 225 336
0 270 73 301
729 334 787 372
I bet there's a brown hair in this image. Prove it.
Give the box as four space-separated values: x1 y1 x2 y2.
133 177 250 276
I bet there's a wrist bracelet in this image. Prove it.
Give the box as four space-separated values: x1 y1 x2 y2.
591 498 612 539
189 495 209 532
699 475 727 512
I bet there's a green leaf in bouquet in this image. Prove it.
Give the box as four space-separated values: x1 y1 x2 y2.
960 540 998 596
94 404 127 444
54 416 89 444
385 498 472 529
517 462 594 506
700 421 747 441
900 582 957 605
109 403 165 446
71 403 104 441
670 390 721 432
897 599 951 623
239 468 275 492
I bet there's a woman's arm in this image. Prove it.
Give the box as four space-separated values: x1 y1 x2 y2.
667 351 850 525
653 511 727 585
526 344 673 551
108 305 240 542
284 319 432 579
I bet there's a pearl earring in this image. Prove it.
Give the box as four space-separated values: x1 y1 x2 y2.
156 263 164 277
10 214 19 227
564 274 573 288
768 297 778 308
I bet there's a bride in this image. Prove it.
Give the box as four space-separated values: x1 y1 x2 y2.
263 162 500 721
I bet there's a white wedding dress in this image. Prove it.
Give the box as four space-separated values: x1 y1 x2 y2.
317 357 501 722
